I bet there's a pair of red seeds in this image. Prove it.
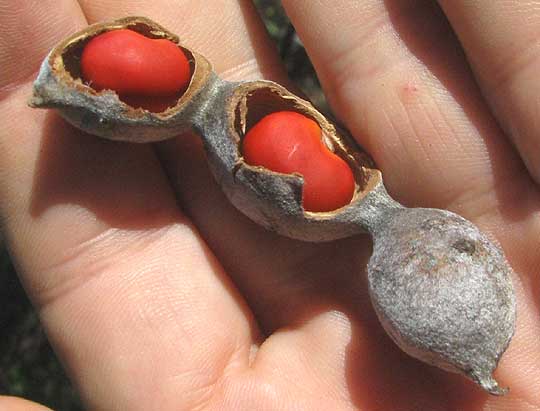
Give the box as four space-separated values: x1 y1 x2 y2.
81 29 355 212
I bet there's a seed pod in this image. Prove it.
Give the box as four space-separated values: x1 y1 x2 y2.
194 78 386 241
29 16 517 394
29 16 215 142
368 207 516 395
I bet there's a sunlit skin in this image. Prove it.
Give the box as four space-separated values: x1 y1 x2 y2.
242 111 355 212
81 29 190 111
2 0 540 410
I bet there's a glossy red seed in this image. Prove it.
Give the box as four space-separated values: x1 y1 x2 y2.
81 29 191 110
242 111 355 212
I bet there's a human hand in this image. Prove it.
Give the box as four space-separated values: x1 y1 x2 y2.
1 1 539 410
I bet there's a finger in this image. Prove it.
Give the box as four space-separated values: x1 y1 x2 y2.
77 0 288 82
0 397 52 411
0 0 84 94
282 0 540 405
281 0 535 212
437 0 540 185
0 3 256 411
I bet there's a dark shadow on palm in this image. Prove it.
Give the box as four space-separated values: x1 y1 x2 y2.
30 112 182 230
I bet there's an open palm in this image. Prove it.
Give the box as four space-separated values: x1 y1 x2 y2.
1 1 540 410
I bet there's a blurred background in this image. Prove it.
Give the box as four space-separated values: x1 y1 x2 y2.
0 1 326 409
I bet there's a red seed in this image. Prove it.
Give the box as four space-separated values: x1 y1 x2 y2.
242 111 355 212
81 29 191 110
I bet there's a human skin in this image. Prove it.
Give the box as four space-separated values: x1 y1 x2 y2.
0 0 539 410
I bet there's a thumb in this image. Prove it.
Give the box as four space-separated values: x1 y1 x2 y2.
0 396 53 411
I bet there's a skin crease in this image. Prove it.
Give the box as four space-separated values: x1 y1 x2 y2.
1 1 540 411
242 111 355 212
